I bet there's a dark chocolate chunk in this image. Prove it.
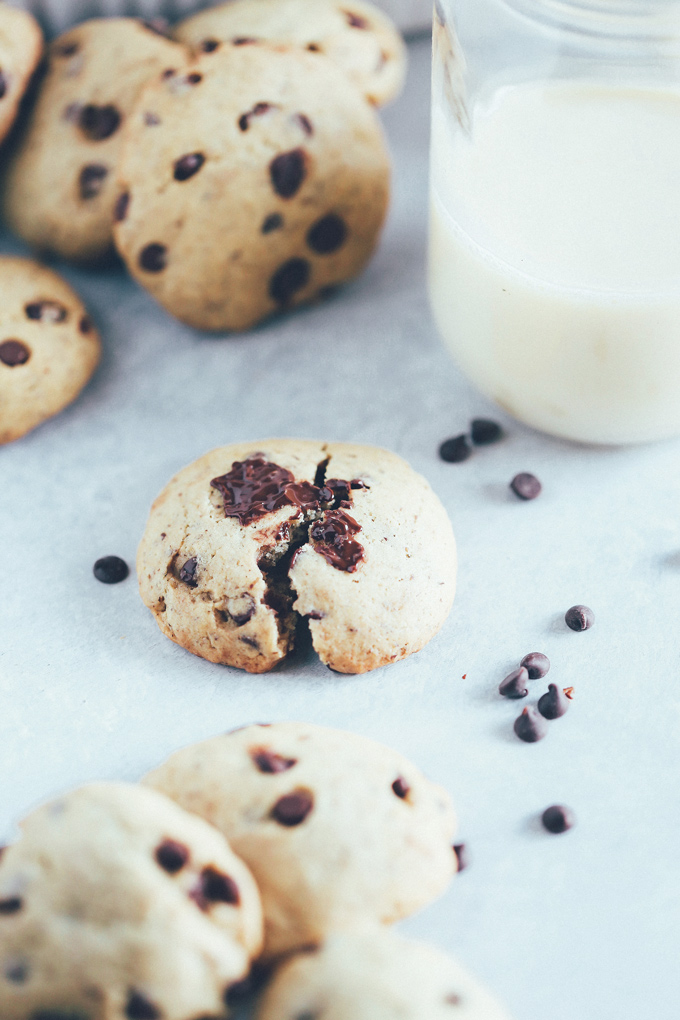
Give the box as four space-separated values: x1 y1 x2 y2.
310 509 364 572
211 456 321 524
0 897 22 914
294 112 314 135
200 38 220 52
125 991 161 1019
439 435 472 463
307 213 347 254
191 867 240 909
538 683 569 720
520 652 550 679
541 804 575 834
179 557 198 587
262 212 283 234
93 555 129 584
343 9 369 27
79 163 108 200
25 300 67 322
155 838 189 873
250 748 297 773
269 148 306 198
453 843 469 872
470 418 503 445
173 152 205 181
139 243 167 273
187 72 203 84
392 776 410 799
499 666 529 699
513 707 548 743
565 604 594 632
238 101 274 131
269 258 310 305
78 103 121 140
510 472 542 500
79 315 93 334
0 340 30 366
271 790 314 826
114 191 130 222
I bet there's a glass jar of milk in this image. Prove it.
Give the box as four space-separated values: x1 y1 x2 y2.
429 0 680 444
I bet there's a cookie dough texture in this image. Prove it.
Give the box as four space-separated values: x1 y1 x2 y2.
144 721 457 959
174 0 407 107
257 929 513 1020
0 256 101 445
0 3 42 147
2 18 188 262
0 782 263 1020
136 439 457 674
114 44 390 331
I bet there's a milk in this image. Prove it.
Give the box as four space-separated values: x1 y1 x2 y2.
429 82 680 444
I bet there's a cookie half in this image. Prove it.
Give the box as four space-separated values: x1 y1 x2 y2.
0 782 263 1019
136 440 457 673
145 721 457 959
0 256 101 445
0 2 43 148
114 44 390 331
173 0 407 107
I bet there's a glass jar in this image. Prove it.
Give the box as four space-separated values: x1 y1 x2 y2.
429 0 680 444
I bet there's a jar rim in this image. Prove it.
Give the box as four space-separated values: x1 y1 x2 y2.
502 0 680 39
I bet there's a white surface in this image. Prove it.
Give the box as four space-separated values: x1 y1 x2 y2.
1 37 679 1020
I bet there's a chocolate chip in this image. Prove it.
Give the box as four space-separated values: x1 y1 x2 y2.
0 71 7 100
232 36 258 44
201 38 220 52
271 790 314 826
93 555 129 584
229 597 256 626
191 867 240 909
79 163 108 200
350 478 368 489
187 72 202 85
139 243 167 273
125 991 161 1019
538 683 570 720
79 315 93 334
513 707 548 743
251 748 298 773
270 148 306 198
262 212 283 234
25 300 67 323
343 9 369 27
453 843 469 872
269 258 310 305
541 804 575 834
5 958 29 983
0 340 30 366
240 635 259 650
144 112 161 126
0 897 22 914
114 191 130 222
510 472 542 500
78 104 121 141
162 68 176 79
565 604 594 631
155 838 189 873
55 41 79 57
470 418 503 445
310 509 364 571
308 610 325 620
307 213 347 254
173 152 205 181
307 42 321 51
294 113 314 135
439 435 471 463
520 652 550 679
238 101 273 131
179 557 198 587
392 776 410 799
499 666 529 699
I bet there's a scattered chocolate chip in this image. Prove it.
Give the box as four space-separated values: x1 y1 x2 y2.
55 41 79 57
79 163 108 200
470 418 503 445
79 315 93 334
308 610 325 620
541 804 575 834
238 101 274 131
230 597 256 626
114 191 130 222
141 17 169 36
191 867 240 910
538 683 570 720
200 38 220 52
187 72 203 84
144 111 161 126
453 843 469 872
173 152 205 181
392 776 410 799
439 435 472 463
139 243 167 273
4 958 29 983
250 748 297 773
513 707 548 743
307 42 321 51
294 112 314 135
343 9 369 27
565 604 594 632
162 68 176 79
269 258 310 305
155 838 189 873
0 340 30 366
93 555 129 584
307 213 347 254
0 897 22 914
179 557 198 587
262 212 283 233
499 666 529 699
271 790 314 826
563 686 575 700
25 300 67 323
310 509 364 572
125 991 161 1019
520 652 550 679
232 36 258 45
78 103 121 140
510 472 542 500
270 148 306 198
350 479 368 489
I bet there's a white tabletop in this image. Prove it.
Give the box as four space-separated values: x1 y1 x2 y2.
1 36 679 1020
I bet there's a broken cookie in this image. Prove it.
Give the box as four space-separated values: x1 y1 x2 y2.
137 440 457 673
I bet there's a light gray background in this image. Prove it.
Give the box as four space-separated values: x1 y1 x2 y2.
1 36 679 1020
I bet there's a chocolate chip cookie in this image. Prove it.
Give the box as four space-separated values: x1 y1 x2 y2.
2 18 188 263
0 256 101 445
173 0 407 108
113 44 390 331
145 722 457 959
136 440 456 673
0 782 263 1019
257 929 513 1020
0 2 42 147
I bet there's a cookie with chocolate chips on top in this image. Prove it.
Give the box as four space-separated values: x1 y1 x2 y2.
0 3 43 148
0 782 263 1020
174 0 407 107
113 43 390 330
2 18 188 263
145 722 457 959
136 440 456 673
